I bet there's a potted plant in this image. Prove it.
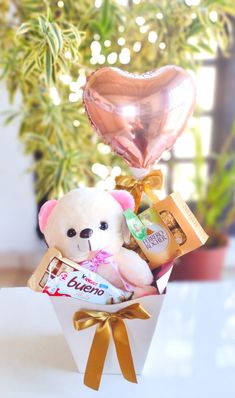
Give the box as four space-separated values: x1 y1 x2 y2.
171 125 235 281
1 1 235 203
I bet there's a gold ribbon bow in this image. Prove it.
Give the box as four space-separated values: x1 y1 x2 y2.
73 303 150 390
115 170 163 213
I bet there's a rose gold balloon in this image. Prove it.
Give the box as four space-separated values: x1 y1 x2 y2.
83 66 196 169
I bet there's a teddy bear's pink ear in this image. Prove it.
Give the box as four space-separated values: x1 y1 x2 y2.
38 200 58 233
110 190 135 211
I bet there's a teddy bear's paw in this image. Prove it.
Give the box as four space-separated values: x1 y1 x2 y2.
97 264 124 289
132 285 157 299
116 247 154 286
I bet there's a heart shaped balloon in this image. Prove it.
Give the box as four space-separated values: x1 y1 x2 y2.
83 65 196 169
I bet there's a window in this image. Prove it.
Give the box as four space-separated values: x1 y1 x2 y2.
157 63 216 201
157 22 235 237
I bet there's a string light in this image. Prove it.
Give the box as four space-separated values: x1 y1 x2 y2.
90 57 97 65
98 54 106 64
187 37 197 45
52 97 61 106
70 81 80 92
117 37 126 46
92 163 109 179
50 87 61 106
191 12 197 19
73 120 80 127
135 16 145 26
185 0 201 6
104 40 111 47
57 1 64 8
161 150 171 161
107 52 118 64
140 25 149 34
97 143 111 154
133 41 141 52
95 0 102 8
156 12 163 20
69 92 82 102
96 177 115 190
77 72 86 87
159 42 166 50
116 0 128 5
64 51 72 59
119 48 131 64
118 26 125 33
111 166 122 177
209 10 218 22
90 40 102 64
90 40 101 56
93 34 101 40
148 31 158 43
59 74 72 85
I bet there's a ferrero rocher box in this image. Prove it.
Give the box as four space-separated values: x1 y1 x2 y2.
125 192 208 270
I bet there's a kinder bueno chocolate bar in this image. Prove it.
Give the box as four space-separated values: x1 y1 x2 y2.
28 248 133 304
125 192 208 269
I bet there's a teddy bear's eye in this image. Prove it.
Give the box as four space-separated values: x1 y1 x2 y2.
99 221 108 230
67 228 77 238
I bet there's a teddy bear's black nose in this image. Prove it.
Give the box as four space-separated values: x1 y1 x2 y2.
80 228 93 239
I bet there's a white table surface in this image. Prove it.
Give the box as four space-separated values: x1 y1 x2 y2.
1 282 235 398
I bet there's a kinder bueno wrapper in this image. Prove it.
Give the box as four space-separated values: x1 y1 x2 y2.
27 248 133 304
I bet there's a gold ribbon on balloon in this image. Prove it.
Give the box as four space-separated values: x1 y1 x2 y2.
73 303 151 390
115 169 163 213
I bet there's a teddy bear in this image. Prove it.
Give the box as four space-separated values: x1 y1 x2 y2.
38 187 157 298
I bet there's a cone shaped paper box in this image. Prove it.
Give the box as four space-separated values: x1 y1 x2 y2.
51 294 164 375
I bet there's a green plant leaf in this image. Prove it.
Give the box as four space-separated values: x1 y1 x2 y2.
1 0 235 203
45 46 52 85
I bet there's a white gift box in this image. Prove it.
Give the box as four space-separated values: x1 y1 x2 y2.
51 294 164 376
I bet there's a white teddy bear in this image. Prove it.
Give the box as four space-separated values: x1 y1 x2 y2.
38 187 157 298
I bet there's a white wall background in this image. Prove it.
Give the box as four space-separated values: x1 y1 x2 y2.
0 82 42 253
